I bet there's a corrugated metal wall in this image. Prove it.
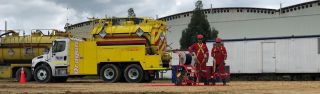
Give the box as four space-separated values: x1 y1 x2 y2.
206 37 320 73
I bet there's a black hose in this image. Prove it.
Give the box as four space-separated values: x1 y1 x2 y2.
141 35 154 55
0 30 16 37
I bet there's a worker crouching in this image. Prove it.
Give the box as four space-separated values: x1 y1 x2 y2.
188 34 210 85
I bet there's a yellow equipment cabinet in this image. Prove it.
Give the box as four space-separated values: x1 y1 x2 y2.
31 18 171 83
0 30 68 81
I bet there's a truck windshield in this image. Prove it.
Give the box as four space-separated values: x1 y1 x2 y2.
52 41 66 53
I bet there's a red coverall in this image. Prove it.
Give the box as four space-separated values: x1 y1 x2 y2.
188 43 209 79
211 44 227 75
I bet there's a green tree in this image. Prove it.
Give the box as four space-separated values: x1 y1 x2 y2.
179 0 219 49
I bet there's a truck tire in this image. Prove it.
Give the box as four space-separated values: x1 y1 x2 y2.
124 64 143 83
15 68 33 82
34 65 52 83
100 64 121 83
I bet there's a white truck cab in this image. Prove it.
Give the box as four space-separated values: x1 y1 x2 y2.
31 39 69 82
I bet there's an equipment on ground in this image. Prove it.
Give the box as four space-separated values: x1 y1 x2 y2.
175 53 230 86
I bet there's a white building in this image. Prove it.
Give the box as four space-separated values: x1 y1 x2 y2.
160 1 320 79
159 1 320 49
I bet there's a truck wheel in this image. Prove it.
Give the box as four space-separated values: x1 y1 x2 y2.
124 64 143 83
53 77 68 83
34 65 52 83
100 64 121 83
15 68 33 82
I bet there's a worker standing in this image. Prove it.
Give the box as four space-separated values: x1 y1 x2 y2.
211 38 228 85
188 34 209 85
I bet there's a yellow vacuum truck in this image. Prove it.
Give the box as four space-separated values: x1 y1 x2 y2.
0 29 69 81
31 17 171 83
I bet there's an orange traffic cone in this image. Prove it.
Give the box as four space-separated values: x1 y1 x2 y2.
19 67 26 84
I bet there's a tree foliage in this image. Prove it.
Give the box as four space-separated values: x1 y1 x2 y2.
179 0 219 49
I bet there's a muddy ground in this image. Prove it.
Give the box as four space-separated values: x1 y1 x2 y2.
0 79 320 94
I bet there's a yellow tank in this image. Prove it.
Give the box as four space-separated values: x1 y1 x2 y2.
0 30 68 63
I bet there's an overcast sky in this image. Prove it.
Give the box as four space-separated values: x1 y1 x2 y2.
0 0 315 33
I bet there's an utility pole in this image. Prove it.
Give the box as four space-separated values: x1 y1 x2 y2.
5 21 7 32
279 3 283 16
66 7 69 24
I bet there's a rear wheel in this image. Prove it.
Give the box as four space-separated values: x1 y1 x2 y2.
100 64 121 83
34 65 52 83
15 68 33 82
124 64 143 83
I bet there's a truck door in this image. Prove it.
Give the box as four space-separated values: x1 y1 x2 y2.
51 40 68 66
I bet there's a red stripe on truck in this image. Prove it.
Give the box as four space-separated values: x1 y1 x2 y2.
103 35 141 39
96 40 146 46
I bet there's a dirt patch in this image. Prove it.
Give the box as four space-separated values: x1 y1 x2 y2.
0 79 320 94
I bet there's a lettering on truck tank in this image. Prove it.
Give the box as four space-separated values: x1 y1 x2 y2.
74 42 79 74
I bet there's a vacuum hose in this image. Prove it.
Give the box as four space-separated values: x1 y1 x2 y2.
0 30 16 38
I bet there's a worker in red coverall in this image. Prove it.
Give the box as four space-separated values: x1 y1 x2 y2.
211 37 228 85
188 34 209 85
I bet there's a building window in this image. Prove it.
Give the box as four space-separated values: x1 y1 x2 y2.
306 5 309 8
310 4 312 7
294 8 297 11
298 7 301 10
302 6 305 9
318 3 320 6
